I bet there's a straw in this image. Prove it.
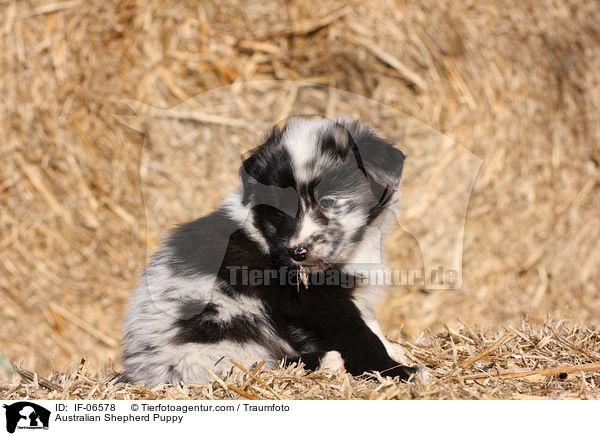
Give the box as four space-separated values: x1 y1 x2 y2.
1 0 599 400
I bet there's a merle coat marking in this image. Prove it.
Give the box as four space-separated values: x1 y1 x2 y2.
121 117 416 385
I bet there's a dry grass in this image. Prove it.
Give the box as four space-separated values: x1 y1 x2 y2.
3 322 600 400
1 0 599 399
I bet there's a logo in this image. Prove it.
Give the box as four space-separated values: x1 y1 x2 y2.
116 80 481 300
3 402 50 434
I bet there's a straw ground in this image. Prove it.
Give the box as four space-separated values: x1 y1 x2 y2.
1 0 599 399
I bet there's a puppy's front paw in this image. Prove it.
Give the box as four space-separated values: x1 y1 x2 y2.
386 342 412 365
381 364 419 381
414 366 432 384
319 350 345 371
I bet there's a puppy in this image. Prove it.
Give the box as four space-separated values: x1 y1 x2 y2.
121 117 417 385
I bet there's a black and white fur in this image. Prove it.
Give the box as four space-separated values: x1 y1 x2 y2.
122 117 417 385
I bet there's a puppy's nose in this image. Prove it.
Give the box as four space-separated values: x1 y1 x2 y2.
288 245 308 262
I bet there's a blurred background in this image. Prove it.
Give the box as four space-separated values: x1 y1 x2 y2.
1 0 599 380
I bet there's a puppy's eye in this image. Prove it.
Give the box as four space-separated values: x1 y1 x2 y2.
319 196 336 209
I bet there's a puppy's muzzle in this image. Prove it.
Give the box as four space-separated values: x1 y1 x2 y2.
288 245 308 262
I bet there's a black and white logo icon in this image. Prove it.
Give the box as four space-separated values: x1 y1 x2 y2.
3 402 50 433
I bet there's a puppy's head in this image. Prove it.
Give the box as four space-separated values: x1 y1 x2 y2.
240 117 405 269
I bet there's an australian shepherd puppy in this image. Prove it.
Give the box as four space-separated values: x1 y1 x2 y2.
121 116 417 385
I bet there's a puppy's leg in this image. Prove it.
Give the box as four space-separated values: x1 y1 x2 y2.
340 335 417 380
283 350 345 372
353 285 412 366
361 318 430 381
364 318 412 366
309 308 417 380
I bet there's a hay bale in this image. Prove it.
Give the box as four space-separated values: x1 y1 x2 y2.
1 0 599 397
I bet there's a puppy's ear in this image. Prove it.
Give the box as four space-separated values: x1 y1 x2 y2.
346 125 405 190
240 122 286 205
240 154 259 205
240 154 298 216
